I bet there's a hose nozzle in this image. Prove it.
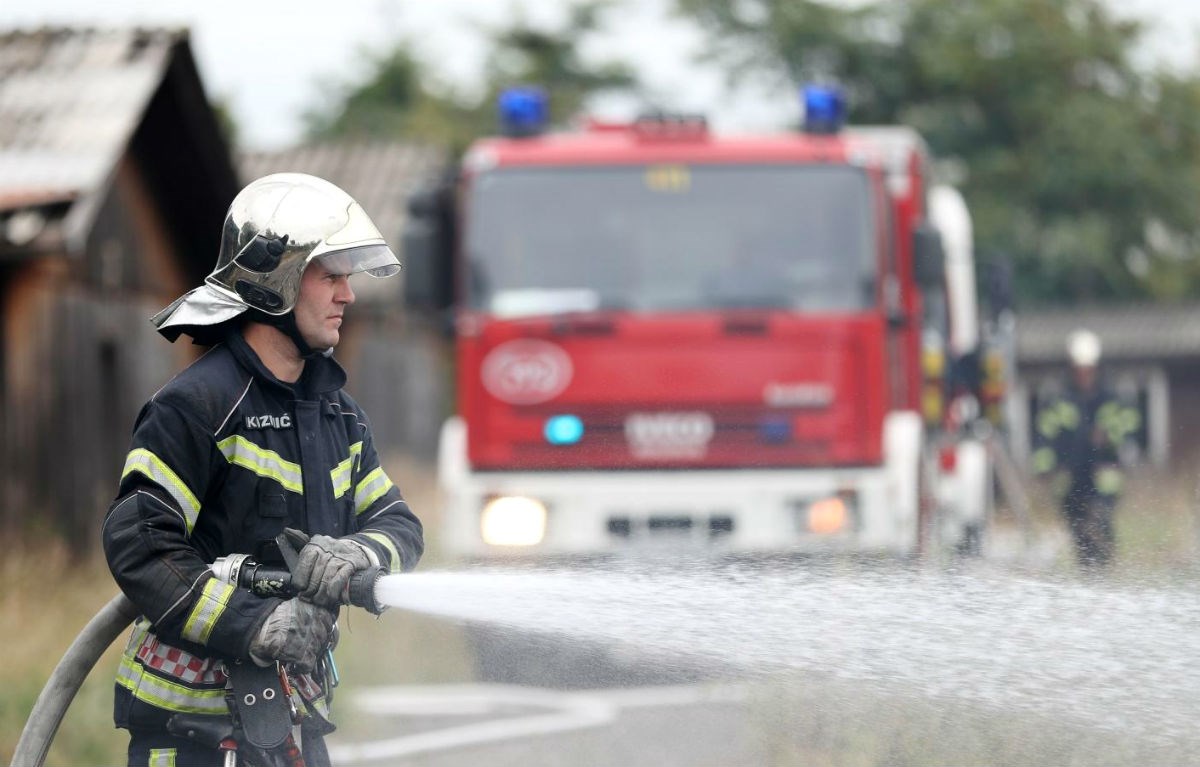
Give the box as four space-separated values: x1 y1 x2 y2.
210 554 385 611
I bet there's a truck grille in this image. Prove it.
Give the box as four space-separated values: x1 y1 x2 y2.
607 513 735 540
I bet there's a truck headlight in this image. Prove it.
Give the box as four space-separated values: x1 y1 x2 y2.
807 496 848 534
480 496 548 546
796 493 856 535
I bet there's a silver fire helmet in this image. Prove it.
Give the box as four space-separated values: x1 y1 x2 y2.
152 173 400 339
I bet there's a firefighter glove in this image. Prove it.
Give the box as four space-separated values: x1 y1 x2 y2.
249 598 336 672
291 533 375 608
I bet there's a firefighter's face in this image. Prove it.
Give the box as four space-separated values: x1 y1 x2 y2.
1073 363 1097 391
294 260 355 350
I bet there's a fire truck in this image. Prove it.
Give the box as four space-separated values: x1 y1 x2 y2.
403 85 994 559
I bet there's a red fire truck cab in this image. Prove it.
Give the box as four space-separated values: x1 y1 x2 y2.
404 85 993 558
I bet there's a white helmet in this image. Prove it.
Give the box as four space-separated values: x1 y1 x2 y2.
152 173 400 342
1067 328 1101 367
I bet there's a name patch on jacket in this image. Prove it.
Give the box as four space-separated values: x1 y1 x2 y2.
245 414 293 429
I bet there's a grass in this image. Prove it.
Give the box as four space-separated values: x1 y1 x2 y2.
0 543 128 767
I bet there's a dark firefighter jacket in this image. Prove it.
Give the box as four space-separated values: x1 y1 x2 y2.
1032 381 1141 498
102 329 423 730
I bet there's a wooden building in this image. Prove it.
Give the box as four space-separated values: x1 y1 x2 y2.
0 27 239 551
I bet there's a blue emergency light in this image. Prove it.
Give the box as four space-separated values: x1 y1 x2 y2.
801 84 847 134
759 418 792 444
544 414 584 445
498 86 549 137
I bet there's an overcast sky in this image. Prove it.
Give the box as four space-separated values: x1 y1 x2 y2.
2 0 1198 150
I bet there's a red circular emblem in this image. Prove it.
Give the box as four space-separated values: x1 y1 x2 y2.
481 340 573 405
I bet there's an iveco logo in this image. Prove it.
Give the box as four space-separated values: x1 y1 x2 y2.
245 414 292 429
481 339 573 405
625 412 714 460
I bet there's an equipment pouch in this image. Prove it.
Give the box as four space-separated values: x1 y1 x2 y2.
227 660 291 749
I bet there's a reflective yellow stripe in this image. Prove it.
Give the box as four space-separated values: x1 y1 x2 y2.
331 457 354 500
363 531 403 573
1036 408 1060 439
122 449 201 533
117 655 228 714
1032 446 1057 474
310 692 331 718
354 466 393 515
182 577 235 645
1095 466 1124 495
126 616 152 650
148 748 177 767
1056 401 1080 430
217 435 303 494
332 442 367 500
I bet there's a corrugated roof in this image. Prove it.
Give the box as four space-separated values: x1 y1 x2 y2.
1017 303 1200 364
239 142 446 246
0 27 184 243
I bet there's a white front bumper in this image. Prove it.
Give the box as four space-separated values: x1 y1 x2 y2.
438 419 918 557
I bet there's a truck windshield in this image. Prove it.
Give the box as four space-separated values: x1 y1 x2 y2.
466 164 877 316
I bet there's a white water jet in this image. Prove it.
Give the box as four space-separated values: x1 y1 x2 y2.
373 562 1200 751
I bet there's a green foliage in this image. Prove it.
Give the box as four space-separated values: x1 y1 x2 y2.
302 47 484 151
479 3 637 127
677 0 1200 306
303 2 638 154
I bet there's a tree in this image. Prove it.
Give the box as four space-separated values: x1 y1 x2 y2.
302 2 639 153
676 0 1200 305
477 3 638 127
302 47 481 150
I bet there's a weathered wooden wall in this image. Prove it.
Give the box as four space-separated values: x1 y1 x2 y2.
1 158 197 554
2 271 185 554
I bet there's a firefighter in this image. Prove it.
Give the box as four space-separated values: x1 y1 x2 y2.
102 173 424 766
1031 329 1139 569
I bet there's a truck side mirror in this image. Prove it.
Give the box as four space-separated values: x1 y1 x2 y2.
407 188 441 218
913 222 945 288
401 187 454 313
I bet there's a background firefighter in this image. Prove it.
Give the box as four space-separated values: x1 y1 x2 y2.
101 173 424 766
1032 329 1140 569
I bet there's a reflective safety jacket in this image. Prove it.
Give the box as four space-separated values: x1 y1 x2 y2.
102 329 423 731
1031 381 1141 497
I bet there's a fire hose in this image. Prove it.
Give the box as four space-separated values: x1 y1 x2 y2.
11 592 140 767
11 538 385 767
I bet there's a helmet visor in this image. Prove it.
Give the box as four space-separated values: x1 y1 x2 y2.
316 243 401 278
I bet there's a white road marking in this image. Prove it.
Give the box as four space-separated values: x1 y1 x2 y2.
329 683 746 764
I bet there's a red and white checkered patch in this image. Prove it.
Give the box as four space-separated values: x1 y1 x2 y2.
135 633 227 685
